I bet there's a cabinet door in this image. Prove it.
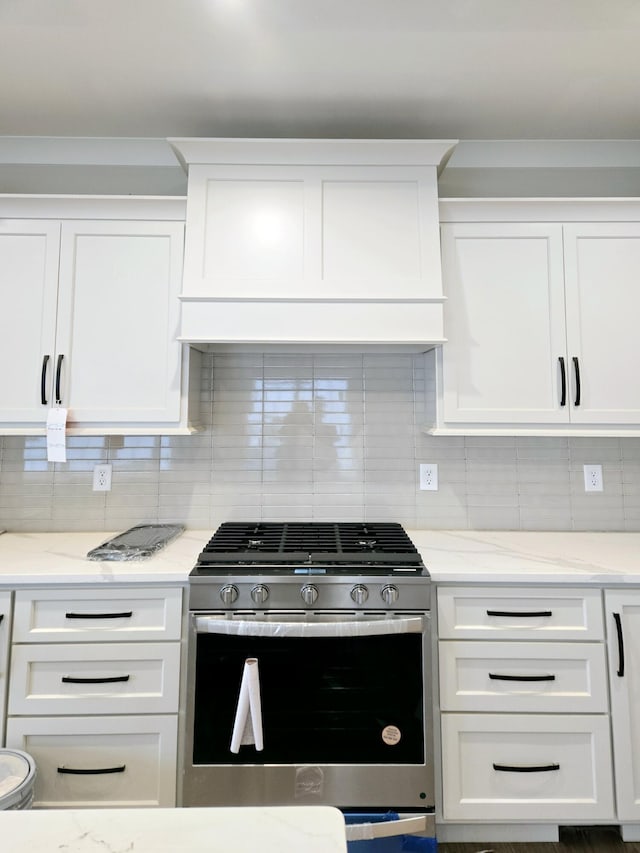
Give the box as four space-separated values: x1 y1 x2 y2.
55 220 185 426
440 223 568 424
564 223 640 424
0 220 61 425
605 590 640 820
5 714 178 807
441 713 614 822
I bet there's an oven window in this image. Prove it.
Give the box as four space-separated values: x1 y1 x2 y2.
192 632 424 765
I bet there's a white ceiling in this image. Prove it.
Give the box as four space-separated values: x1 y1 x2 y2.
2 0 640 140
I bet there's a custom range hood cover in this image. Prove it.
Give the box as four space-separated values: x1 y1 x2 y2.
169 138 457 349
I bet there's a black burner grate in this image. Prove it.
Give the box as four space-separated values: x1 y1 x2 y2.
197 522 422 566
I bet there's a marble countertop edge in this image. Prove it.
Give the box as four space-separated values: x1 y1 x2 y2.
0 528 640 586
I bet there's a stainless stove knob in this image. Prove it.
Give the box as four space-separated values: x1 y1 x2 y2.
381 584 399 605
351 584 369 605
251 584 269 605
220 584 239 605
300 584 319 606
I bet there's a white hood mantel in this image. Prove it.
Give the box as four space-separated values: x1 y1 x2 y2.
168 138 457 349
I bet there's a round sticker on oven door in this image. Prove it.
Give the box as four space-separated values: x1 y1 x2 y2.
381 725 401 746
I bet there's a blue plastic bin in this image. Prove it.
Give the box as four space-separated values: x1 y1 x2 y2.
344 812 437 853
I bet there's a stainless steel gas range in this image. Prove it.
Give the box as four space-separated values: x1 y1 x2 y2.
182 522 433 815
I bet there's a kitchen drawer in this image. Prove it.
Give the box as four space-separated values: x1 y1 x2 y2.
5 714 178 808
13 587 182 643
441 713 614 822
8 642 180 716
437 586 603 641
439 640 608 713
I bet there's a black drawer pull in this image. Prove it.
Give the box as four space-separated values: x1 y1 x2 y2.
0 614 3 624
558 356 567 406
65 611 133 620
614 612 625 677
41 354 50 405
488 673 556 682
493 762 560 773
61 675 130 684
486 609 552 618
57 765 126 775
573 356 581 406
55 353 64 404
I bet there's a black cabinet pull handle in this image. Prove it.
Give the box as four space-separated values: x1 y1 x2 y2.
57 765 126 775
61 675 130 684
0 614 3 624
65 611 133 620
41 354 50 405
573 356 581 406
614 612 625 677
488 673 556 682
55 353 64 404
486 609 552 618
493 762 560 773
558 356 566 406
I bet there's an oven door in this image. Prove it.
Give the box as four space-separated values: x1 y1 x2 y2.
182 611 433 809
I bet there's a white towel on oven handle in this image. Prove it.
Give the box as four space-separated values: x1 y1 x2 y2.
230 657 263 753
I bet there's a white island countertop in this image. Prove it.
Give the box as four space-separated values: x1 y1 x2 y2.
1 528 640 586
0 806 347 853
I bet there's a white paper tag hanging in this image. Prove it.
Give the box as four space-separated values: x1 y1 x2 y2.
46 407 68 462
230 658 263 753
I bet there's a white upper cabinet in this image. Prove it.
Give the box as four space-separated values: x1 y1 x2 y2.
169 138 456 347
438 222 567 425
0 198 200 435
0 220 61 425
433 199 640 435
563 223 640 424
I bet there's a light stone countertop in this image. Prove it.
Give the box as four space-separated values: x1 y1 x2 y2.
0 527 640 586
407 529 640 585
0 806 347 853
0 528 208 585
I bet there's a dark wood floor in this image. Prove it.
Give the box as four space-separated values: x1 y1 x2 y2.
438 826 640 852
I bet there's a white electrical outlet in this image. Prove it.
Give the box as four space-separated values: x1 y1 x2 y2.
419 463 438 491
583 464 603 492
93 464 112 492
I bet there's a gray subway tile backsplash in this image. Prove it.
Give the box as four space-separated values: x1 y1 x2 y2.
1 350 640 533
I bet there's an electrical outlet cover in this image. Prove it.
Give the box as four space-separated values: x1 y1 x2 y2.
419 463 438 491
583 464 603 492
93 464 112 491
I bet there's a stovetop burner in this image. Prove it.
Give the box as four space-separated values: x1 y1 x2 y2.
189 522 429 610
193 521 424 573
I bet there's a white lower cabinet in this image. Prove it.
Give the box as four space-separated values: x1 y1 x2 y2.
5 715 177 808
441 714 613 822
439 640 608 714
8 642 180 716
437 586 614 834
605 590 640 831
6 586 183 808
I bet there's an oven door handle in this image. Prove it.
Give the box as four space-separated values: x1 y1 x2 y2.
194 615 424 637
